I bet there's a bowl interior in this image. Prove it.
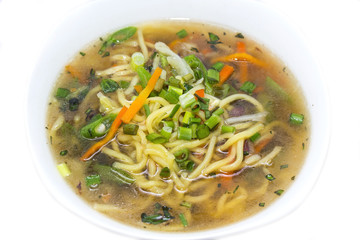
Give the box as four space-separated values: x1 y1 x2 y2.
26 0 330 239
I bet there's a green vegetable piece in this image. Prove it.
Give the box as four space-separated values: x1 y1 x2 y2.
85 174 101 187
180 201 192 208
207 32 221 44
144 104 151 117
179 91 196 109
160 126 173 139
176 29 188 39
249 132 261 142
57 163 71 177
274 189 284 196
235 33 244 38
118 80 130 89
259 202 265 207
100 78 119 93
183 55 212 95
79 114 117 139
98 26 137 55
178 127 192 140
289 113 304 125
212 108 224 116
204 115 221 129
265 76 290 101
59 150 68 156
182 111 194 125
130 52 145 71
123 124 139 135
174 149 189 162
168 86 183 96
221 125 235 134
265 174 276 181
240 81 256 94
136 66 151 88
196 124 210 139
56 88 70 99
212 62 224 71
179 213 188 227
141 205 174 225
159 89 179 104
207 68 220 82
92 163 135 185
160 167 170 178
146 133 168 144
79 51 86 56
68 98 80 111
168 104 180 119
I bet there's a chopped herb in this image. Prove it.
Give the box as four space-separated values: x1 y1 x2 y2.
207 32 221 44
160 167 170 178
291 176 296 180
100 78 119 93
179 213 188 227
274 189 284 196
233 185 239 194
235 33 244 38
55 88 70 99
146 133 168 144
98 26 137 55
85 174 101 187
240 81 256 94
289 113 304 125
123 124 139 135
196 124 210 139
102 51 110 57
79 51 86 56
265 174 276 181
178 127 192 141
249 132 261 142
180 201 192 208
92 163 135 185
68 98 80 111
259 202 265 207
168 104 181 119
141 204 174 225
302 142 305 150
190 47 199 52
119 80 130 89
60 150 68 156
176 29 188 39
280 164 288 169
144 104 151 117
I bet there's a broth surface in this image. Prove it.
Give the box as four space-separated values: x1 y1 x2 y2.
46 21 309 232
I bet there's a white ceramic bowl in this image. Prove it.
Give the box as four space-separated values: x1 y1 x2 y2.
26 0 330 239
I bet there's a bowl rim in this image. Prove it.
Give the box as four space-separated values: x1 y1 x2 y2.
26 0 330 239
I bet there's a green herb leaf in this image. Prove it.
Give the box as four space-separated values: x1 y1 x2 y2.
56 88 70 99
160 167 170 178
240 81 256 94
274 189 284 196
176 29 188 39
235 33 244 38
85 174 101 187
249 132 261 142
265 174 276 181
207 32 221 44
259 202 265 207
92 163 135 185
100 79 119 93
146 133 168 144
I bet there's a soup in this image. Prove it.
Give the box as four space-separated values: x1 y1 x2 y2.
46 21 309 232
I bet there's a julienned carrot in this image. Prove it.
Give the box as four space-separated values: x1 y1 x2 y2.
194 89 205 98
237 42 248 84
213 52 268 68
218 65 234 86
65 65 84 82
80 106 128 161
134 85 143 94
121 67 162 123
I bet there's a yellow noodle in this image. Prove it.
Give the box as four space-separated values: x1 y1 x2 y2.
102 147 134 164
95 64 131 76
137 29 149 61
251 146 282 167
203 144 237 175
116 89 132 108
112 157 147 173
220 139 244 172
220 93 264 112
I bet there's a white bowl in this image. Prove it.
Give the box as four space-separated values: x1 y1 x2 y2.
26 0 330 239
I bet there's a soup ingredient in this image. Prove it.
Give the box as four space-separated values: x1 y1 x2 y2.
92 163 135 185
98 26 137 55
57 163 71 177
141 204 175 225
179 213 188 227
218 65 235 85
123 124 139 135
80 114 117 139
176 29 188 39
289 113 304 125
100 79 119 93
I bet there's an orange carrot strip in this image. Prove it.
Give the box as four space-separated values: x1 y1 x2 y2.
254 137 272 153
252 86 264 94
121 67 162 123
213 52 268 68
65 65 83 81
218 65 235 86
194 89 205 99
237 42 248 84
134 85 143 94
80 106 128 161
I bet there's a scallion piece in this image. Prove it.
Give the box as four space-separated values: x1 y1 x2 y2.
182 73 194 82
57 163 71 177
207 68 220 82
123 124 139 135
182 111 194 125
239 81 256 94
179 213 188 227
160 167 170 178
144 104 150 117
174 149 189 162
168 85 183 96
207 32 221 44
249 132 261 142
146 133 168 144
180 201 192 208
265 174 276 181
159 89 179 104
212 62 224 71
274 189 284 196
119 80 130 89
212 108 224 116
168 104 180 119
190 101 200 113
179 91 196 109
56 88 70 99
85 174 101 187
130 52 145 71
259 202 265 207
79 51 86 56
289 113 304 125
221 125 235 134
176 29 188 39
196 124 210 139
178 127 192 140
190 117 201 124
190 123 197 138
161 120 175 129
160 126 172 139
100 78 119 93
204 115 221 129
60 150 68 156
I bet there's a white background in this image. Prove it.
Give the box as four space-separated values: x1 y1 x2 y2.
1 0 359 239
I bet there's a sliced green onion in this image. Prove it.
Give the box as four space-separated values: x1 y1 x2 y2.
233 185 239 194
85 174 101 187
182 111 194 125
196 124 210 139
57 163 71 177
289 113 304 125
59 150 68 156
259 202 265 207
182 73 194 82
265 174 276 181
212 108 224 116
56 88 70 99
160 54 168 67
161 120 175 129
160 167 170 178
174 149 189 162
160 126 172 139
204 115 221 129
190 101 200 113
179 213 188 227
280 164 289 169
176 29 188 39
221 125 235 134
168 104 180 119
168 85 183 96
239 81 256 94
190 117 201 124
190 124 197 138
79 51 86 56
123 124 139 135
144 104 151 117
178 127 192 140
136 66 151 88
100 78 119 93
249 132 261 142
207 68 220 82
212 62 225 71
274 189 284 196
166 76 181 88
235 33 244 38
159 89 179 104
179 91 196 109
207 32 221 44
180 201 192 208
146 133 168 144
130 52 145 71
